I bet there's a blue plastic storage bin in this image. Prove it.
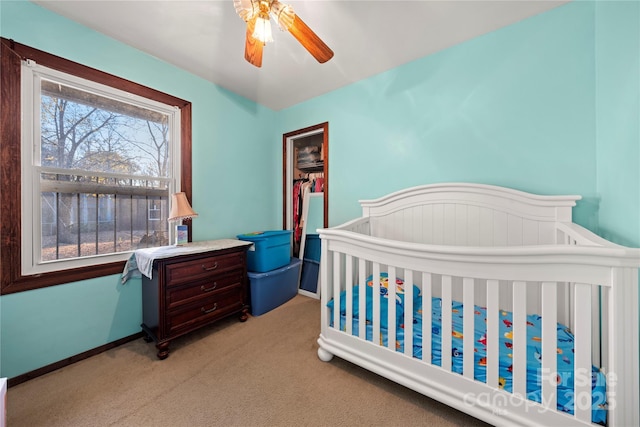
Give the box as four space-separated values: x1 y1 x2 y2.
303 234 321 262
300 258 319 293
237 230 292 273
248 258 301 316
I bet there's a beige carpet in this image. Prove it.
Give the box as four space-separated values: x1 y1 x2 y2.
7 295 490 427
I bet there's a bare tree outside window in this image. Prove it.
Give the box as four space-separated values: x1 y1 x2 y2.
39 80 173 261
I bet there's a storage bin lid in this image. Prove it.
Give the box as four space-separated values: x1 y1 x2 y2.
237 230 292 241
247 257 301 278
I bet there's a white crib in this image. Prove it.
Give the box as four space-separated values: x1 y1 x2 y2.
317 183 640 427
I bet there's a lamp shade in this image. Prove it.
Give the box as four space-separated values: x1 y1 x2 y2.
168 192 198 222
252 15 273 43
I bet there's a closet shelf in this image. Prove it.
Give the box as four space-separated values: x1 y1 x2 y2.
298 161 324 172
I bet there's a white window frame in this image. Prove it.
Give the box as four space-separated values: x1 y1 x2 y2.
20 60 182 275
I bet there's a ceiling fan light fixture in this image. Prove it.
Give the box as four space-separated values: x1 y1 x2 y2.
252 15 273 43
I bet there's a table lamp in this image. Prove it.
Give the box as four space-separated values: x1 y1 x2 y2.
168 192 198 245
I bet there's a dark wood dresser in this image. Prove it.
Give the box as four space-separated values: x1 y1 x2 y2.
140 239 252 359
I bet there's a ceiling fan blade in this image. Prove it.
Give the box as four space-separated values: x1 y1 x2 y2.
244 16 263 68
288 15 334 64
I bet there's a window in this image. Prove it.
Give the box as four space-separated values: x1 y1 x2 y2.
1 38 192 294
22 61 179 274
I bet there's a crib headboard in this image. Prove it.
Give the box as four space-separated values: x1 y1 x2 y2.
360 183 581 246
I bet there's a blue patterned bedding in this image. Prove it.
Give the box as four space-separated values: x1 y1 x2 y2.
327 274 607 425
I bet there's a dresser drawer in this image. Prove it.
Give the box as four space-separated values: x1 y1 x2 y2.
166 288 243 336
166 271 244 310
165 251 245 287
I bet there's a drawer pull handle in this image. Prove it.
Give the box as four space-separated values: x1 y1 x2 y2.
202 262 218 271
201 303 218 314
201 283 217 292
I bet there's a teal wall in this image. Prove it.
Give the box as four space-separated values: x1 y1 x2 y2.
2 0 639 381
279 1 599 229
595 0 640 248
594 4 640 403
0 0 278 379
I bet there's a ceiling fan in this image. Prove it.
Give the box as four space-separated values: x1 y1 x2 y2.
234 0 334 67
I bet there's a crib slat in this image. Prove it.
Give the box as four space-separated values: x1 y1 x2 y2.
463 277 475 379
320 242 329 332
574 283 592 423
388 266 397 351
345 255 353 335
541 281 558 412
333 251 341 331
512 281 527 398
423 272 432 363
591 284 601 368
442 275 453 371
358 259 366 339
486 280 499 388
404 270 414 357
607 267 640 427
372 263 381 345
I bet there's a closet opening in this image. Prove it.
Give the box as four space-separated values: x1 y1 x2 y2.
282 122 328 259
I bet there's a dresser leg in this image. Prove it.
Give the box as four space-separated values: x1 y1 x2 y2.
156 342 170 360
239 306 249 322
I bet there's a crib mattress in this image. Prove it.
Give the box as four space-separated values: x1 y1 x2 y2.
327 274 607 425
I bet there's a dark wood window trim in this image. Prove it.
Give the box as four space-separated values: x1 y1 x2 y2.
0 38 193 295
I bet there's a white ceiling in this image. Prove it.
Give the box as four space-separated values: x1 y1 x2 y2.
33 0 568 111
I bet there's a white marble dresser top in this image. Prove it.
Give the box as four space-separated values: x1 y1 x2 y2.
122 239 253 283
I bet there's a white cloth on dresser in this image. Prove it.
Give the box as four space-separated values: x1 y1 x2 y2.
121 239 252 283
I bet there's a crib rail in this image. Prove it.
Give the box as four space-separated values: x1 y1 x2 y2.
318 228 640 427
330 216 370 234
556 222 631 248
